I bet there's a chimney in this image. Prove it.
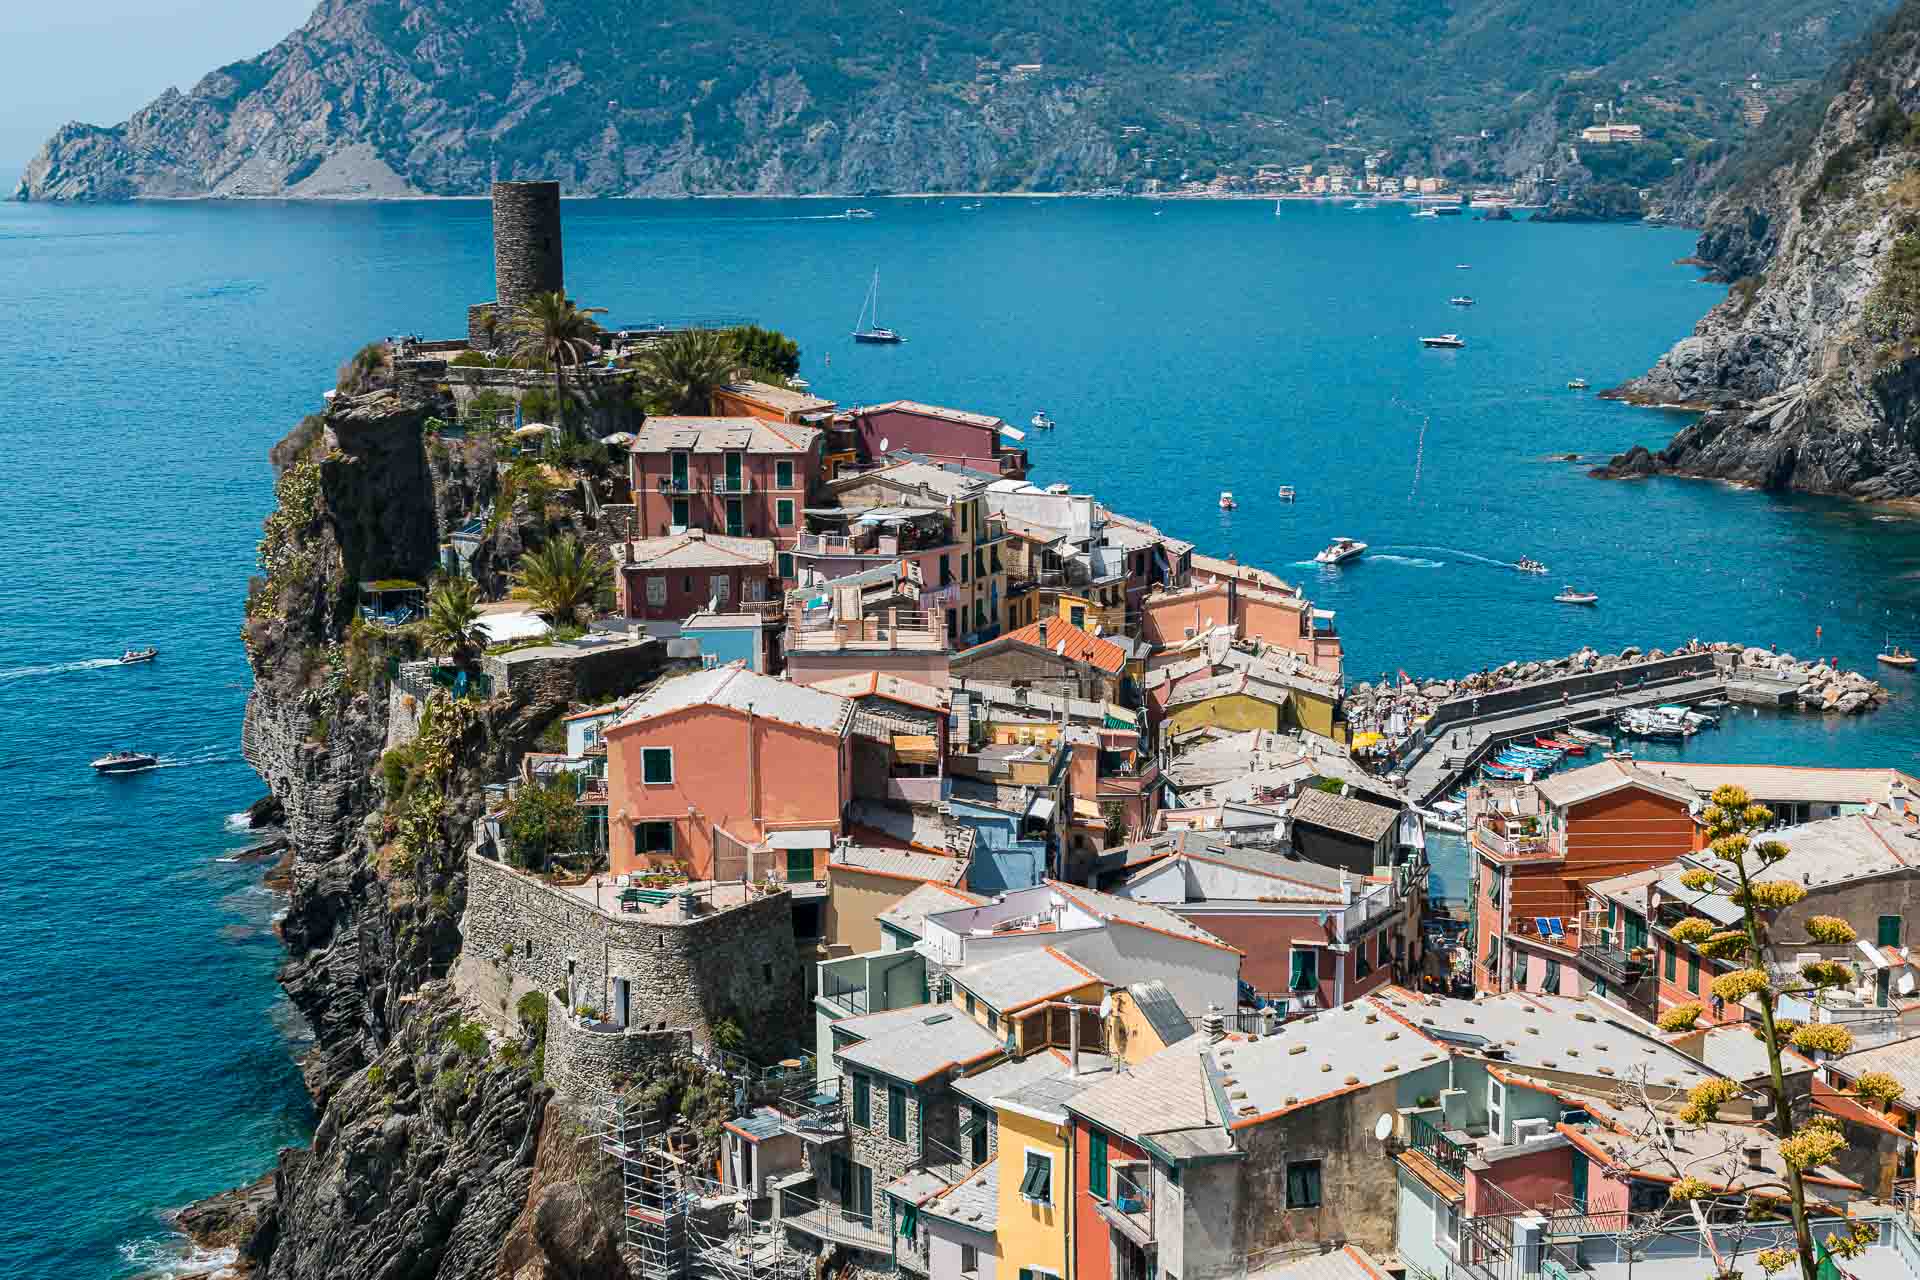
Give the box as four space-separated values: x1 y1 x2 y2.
1038 618 1049 646
1204 1003 1225 1043
1067 996 1081 1076
1743 1142 1766 1170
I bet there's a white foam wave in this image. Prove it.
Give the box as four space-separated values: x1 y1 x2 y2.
119 1232 239 1279
1381 544 1514 568
0 657 120 683
1370 555 1443 568
225 811 255 831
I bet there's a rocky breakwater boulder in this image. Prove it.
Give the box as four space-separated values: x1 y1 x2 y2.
1720 642 1889 714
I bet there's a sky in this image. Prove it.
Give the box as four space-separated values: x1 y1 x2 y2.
0 0 315 172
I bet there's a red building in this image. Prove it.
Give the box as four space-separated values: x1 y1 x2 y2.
852 401 1028 478
614 530 777 623
628 416 824 580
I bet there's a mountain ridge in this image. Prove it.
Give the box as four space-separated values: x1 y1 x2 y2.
15 0 1892 201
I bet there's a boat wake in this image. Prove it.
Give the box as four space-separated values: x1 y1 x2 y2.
1381 544 1517 569
1369 555 1443 568
154 748 239 770
0 657 122 684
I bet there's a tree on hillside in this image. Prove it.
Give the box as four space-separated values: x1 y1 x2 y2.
424 578 487 669
501 770 584 872
634 329 737 415
510 535 611 626
505 291 607 435
1658 785 1883 1280
728 325 802 380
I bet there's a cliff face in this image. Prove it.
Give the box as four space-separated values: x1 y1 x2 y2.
15 0 1890 201
1601 3 1920 499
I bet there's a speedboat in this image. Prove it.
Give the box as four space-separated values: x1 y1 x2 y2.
1567 378 1590 390
1554 586 1598 605
1515 558 1548 575
1411 209 1440 219
119 646 159 664
1031 411 1055 431
1421 334 1466 348
845 208 876 219
1314 536 1367 565
1278 485 1296 502
1456 263 1472 269
1449 296 1475 306
1219 491 1238 511
92 750 159 774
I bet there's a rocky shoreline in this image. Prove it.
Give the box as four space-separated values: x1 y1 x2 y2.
1346 639 1892 735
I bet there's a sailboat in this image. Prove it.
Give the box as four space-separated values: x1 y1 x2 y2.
1274 199 1283 217
852 269 903 344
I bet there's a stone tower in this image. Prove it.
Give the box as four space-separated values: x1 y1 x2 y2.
472 180 563 345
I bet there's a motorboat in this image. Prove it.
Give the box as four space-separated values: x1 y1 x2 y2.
1449 296 1475 306
1278 485 1297 502
1219 491 1238 511
1567 378 1590 390
1421 334 1466 348
1879 643 1917 668
1411 208 1440 219
845 208 876 219
1031 411 1055 431
1659 703 1718 729
119 646 159 664
1616 708 1692 740
1314 536 1367 565
92 750 159 774
1456 263 1472 269
1515 558 1548 575
851 268 904 344
1554 586 1598 605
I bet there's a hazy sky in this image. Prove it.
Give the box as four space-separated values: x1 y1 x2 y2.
2 0 315 169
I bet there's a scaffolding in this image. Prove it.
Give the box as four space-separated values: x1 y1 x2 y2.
598 1088 809 1280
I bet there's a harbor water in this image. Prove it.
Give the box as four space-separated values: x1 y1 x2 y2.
3 195 1918 1277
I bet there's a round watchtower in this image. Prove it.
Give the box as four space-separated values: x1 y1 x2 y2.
491 180 564 324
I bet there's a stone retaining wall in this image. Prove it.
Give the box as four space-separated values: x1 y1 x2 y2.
543 1007 692 1101
456 855 808 1063
1419 652 1717 738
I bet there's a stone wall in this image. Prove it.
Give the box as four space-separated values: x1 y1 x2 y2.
456 855 809 1064
492 180 564 321
386 677 427 751
481 637 666 701
543 1006 692 1101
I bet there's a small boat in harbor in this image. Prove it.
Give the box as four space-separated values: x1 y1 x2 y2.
1879 639 1917 668
119 646 159 664
1411 208 1440 219
92 750 159 774
1030 411 1055 431
851 268 904 344
1315 536 1367 565
1567 378 1590 390
1449 296 1475 306
1515 558 1548 575
845 208 876 220
1554 586 1598 605
1455 263 1472 269
1277 485 1297 502
1421 334 1466 348
1219 491 1238 511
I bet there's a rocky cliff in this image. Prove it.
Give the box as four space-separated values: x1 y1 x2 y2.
1599 2 1920 500
15 0 1889 200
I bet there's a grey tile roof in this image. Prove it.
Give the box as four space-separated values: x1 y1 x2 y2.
1693 815 1917 888
1831 1034 1920 1107
835 1006 1004 1083
1065 1036 1219 1142
1047 880 1243 954
1289 788 1398 842
877 882 988 939
1587 865 1670 916
1534 760 1699 809
922 1159 998 1232
634 415 820 454
1129 981 1195 1047
1632 762 1920 807
611 665 854 736
1210 1002 1439 1126
1694 1025 1815 1084
1251 1246 1389 1280
886 1168 952 1205
1127 845 1348 906
1370 988 1716 1091
622 530 774 570
951 946 1104 1013
830 844 969 886
861 400 1008 431
1167 669 1293 711
727 1108 790 1141
953 1048 1111 1108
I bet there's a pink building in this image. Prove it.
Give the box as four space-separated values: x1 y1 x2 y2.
602 665 854 880
1138 580 1342 677
614 530 776 623
627 416 824 581
851 401 1028 477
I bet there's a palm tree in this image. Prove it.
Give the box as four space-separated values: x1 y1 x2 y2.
511 536 611 626
424 578 488 669
504 291 607 435
634 328 738 415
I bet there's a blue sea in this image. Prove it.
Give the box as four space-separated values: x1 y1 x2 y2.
5 195 1920 1277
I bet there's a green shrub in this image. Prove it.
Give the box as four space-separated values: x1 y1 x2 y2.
444 1017 489 1060
450 351 493 368
501 770 585 872
366 1064 386 1087
516 991 550 1031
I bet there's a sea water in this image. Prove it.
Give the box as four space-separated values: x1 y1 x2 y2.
3 195 1917 1277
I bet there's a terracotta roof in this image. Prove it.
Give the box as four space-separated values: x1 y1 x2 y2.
1534 759 1699 809
965 618 1126 676
622 530 774 571
1289 787 1399 842
808 671 950 712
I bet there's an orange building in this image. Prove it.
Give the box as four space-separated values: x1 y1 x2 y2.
1471 761 1698 997
602 664 854 880
709 378 837 425
1137 580 1342 677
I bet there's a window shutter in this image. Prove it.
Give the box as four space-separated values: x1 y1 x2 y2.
1090 1130 1108 1199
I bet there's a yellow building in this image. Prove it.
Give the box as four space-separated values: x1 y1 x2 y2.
823 846 969 956
1162 668 1342 741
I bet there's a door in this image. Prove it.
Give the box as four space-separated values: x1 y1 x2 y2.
725 451 743 492
1570 1149 1589 1212
787 848 814 884
613 978 630 1028
854 1163 873 1223
671 452 689 489
727 499 745 536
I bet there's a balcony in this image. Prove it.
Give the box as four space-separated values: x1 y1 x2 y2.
821 971 870 1016
657 475 699 495
1406 1113 1469 1182
1470 821 1555 863
1576 940 1649 986
1096 1163 1154 1246
713 474 753 496
787 607 945 652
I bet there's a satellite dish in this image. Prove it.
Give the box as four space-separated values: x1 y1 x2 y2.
1100 994 1115 1019
1373 1113 1394 1142
879 436 891 452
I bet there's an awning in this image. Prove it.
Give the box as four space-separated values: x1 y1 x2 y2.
892 735 938 765
1072 797 1103 821
768 829 833 850
1027 796 1057 822
513 423 556 438
999 424 1027 441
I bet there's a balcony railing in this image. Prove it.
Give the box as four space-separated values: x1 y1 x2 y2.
1408 1113 1468 1181
1471 823 1553 861
657 475 698 495
820 971 869 1016
1576 942 1648 985
1338 882 1400 939
713 474 753 495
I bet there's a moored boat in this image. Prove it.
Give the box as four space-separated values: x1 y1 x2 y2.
1554 586 1598 605
92 750 158 774
1879 642 1917 668
851 268 904 343
1219 491 1237 511
1421 333 1466 348
1278 485 1297 501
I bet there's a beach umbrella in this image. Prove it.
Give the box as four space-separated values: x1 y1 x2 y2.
513 423 556 439
600 431 636 446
